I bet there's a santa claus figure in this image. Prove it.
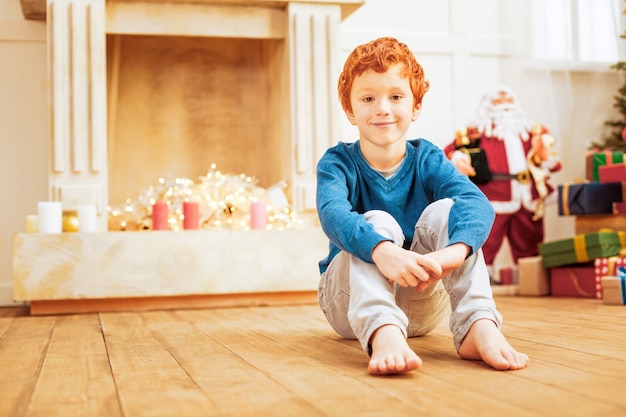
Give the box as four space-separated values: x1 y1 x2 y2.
444 85 561 283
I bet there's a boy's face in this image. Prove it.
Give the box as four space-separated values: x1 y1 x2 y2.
345 64 420 148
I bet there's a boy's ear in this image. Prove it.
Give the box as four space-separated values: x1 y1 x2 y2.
411 103 422 121
345 108 357 126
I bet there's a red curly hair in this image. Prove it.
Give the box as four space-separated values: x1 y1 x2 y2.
338 37 430 114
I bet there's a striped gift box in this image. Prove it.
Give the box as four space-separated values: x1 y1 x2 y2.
587 150 624 182
539 231 626 268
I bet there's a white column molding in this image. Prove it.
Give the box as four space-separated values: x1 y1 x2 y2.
288 3 342 211
47 0 108 227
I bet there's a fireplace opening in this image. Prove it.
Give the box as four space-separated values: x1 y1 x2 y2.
106 34 290 206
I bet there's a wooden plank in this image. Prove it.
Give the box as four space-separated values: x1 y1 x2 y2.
262 303 626 416
2 297 625 417
220 306 531 417
140 310 325 416
178 307 507 417
494 296 626 358
0 316 56 417
26 314 121 417
28 291 317 315
424 329 626 413
0 307 28 319
99 312 216 417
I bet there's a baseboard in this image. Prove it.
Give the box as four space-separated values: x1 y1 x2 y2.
0 282 26 307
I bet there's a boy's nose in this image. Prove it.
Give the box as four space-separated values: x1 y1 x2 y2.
375 99 391 114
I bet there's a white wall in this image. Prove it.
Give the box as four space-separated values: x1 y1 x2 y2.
0 0 47 305
0 0 621 304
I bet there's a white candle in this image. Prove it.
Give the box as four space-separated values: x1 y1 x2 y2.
78 205 98 232
25 215 38 233
37 201 63 233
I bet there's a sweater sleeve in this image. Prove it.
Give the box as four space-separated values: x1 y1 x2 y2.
316 147 390 264
418 141 495 255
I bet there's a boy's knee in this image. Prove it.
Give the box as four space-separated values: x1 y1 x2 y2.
417 198 453 230
426 198 454 215
364 210 404 245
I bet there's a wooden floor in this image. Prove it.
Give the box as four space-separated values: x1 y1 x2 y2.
1 295 625 417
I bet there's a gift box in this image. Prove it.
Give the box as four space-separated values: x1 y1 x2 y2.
599 163 626 183
558 181 625 216
518 256 550 296
575 214 626 234
593 256 626 299
539 231 625 268
602 277 626 304
602 267 626 305
587 150 624 181
550 263 597 298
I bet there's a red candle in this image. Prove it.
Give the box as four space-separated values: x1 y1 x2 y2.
250 200 267 230
183 201 199 230
152 200 169 230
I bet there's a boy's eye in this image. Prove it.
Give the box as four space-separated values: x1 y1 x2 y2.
363 96 374 103
391 94 402 101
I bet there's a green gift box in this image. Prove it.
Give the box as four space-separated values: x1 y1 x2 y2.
539 232 625 268
586 150 624 181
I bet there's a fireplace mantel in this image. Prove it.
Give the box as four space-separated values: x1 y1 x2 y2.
20 0 364 21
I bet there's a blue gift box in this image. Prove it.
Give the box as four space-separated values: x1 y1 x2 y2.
558 181 625 216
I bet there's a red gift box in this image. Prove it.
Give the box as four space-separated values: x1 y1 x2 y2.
550 264 597 298
599 163 626 183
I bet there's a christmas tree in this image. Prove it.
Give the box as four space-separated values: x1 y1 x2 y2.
593 7 626 151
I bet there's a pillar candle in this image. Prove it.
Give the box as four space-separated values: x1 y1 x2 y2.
182 201 199 230
78 204 98 232
25 215 38 233
152 200 169 230
37 201 63 234
250 200 267 230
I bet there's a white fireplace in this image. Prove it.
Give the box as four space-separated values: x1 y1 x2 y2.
46 0 364 222
12 0 365 314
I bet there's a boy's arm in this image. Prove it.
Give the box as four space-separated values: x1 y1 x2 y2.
317 150 389 264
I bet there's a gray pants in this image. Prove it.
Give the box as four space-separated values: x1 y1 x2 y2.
318 198 502 354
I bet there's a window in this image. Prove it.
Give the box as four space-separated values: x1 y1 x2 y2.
532 0 622 64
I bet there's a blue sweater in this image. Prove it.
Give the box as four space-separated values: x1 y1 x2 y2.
316 139 495 274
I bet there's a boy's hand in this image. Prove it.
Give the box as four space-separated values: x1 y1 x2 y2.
371 241 443 287
454 157 476 177
418 243 471 290
372 241 471 290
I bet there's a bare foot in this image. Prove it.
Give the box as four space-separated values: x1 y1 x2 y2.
368 324 422 375
458 319 529 370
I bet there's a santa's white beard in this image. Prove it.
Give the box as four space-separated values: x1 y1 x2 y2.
480 107 533 141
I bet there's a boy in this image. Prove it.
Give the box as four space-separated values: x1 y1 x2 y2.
316 37 529 375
